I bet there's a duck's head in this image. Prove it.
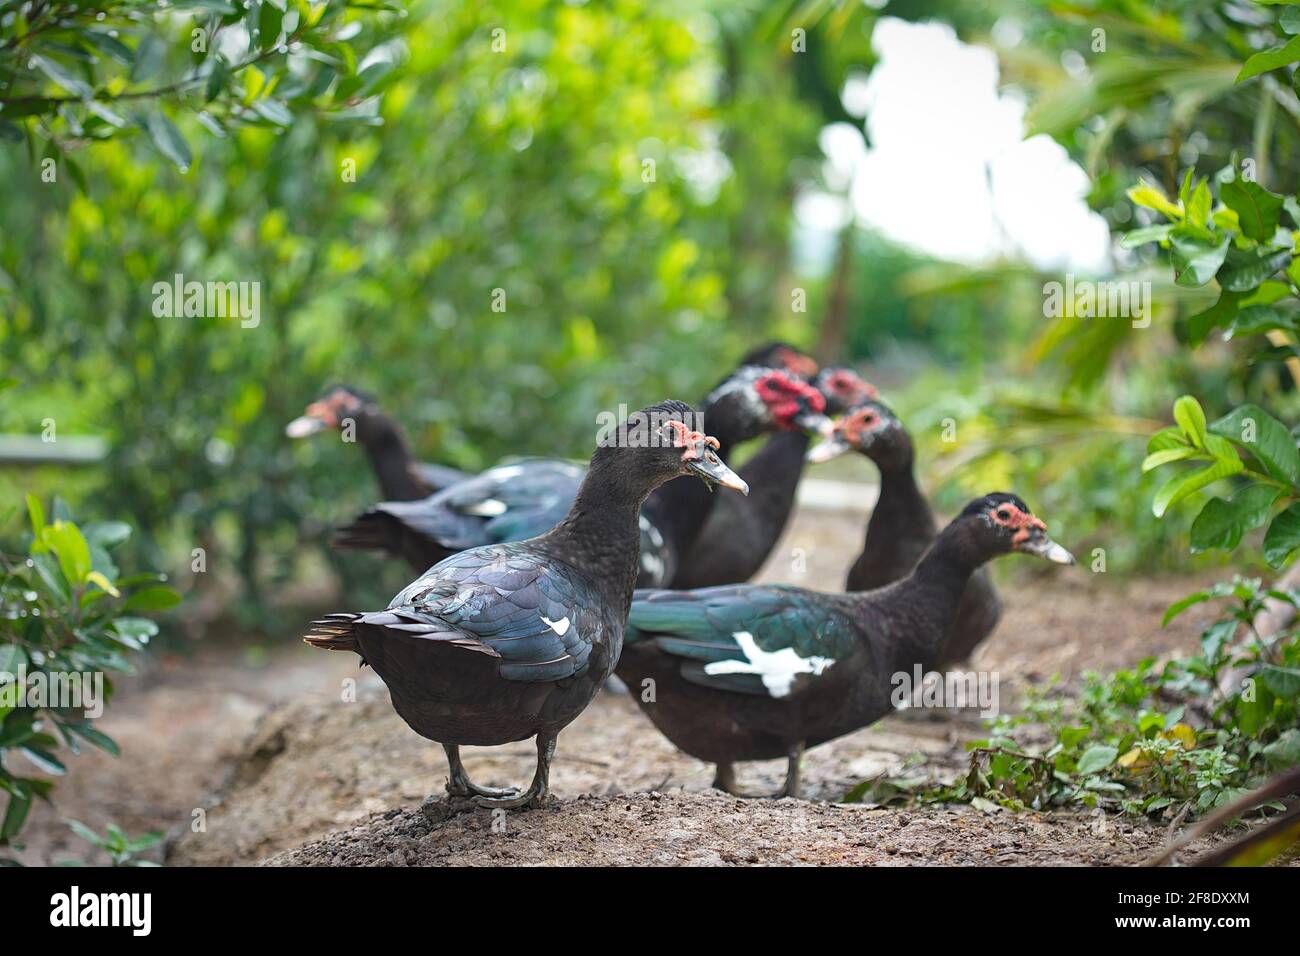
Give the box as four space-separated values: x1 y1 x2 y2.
813 367 877 415
740 341 820 379
702 367 831 440
956 493 1075 565
286 384 376 438
602 399 749 495
806 399 909 470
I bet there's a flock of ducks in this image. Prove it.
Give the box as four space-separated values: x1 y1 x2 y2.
289 343 1074 808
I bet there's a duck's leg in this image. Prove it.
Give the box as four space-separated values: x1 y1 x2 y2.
474 732 556 810
778 741 805 799
443 744 519 799
712 761 769 799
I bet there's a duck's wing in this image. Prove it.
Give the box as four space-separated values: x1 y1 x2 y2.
412 461 472 494
348 544 606 683
335 459 585 558
627 585 859 698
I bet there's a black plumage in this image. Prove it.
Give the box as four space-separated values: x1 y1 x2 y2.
671 367 876 589
305 400 748 808
331 363 828 583
286 384 468 500
617 493 1074 798
806 399 1002 665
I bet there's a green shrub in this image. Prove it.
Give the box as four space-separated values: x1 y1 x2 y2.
0 497 178 864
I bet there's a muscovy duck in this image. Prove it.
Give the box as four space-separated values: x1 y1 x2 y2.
304 400 748 809
670 367 877 589
332 367 829 583
286 385 468 500
617 493 1074 798
806 400 1002 666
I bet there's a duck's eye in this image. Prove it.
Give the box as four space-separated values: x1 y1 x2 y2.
996 507 1012 520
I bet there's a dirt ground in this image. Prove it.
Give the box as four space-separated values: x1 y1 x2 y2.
15 505 1242 866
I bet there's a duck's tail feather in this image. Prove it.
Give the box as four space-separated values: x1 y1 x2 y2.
303 612 363 651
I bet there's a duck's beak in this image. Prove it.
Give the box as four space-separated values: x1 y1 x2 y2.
285 414 328 438
1016 528 1075 565
806 434 852 464
793 411 835 436
686 455 749 495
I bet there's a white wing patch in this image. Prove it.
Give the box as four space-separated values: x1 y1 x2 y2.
462 498 507 517
541 615 571 637
704 630 834 698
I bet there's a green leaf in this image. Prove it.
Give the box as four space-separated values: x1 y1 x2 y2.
1187 179 1212 228
42 521 92 588
1128 182 1182 220
259 1 284 51
1264 503 1300 567
1225 305 1297 339
1173 395 1209 447
1171 231 1230 288
19 746 66 775
1221 180 1285 241
1142 447 1196 471
26 494 45 535
84 30 134 67
1188 290 1243 347
145 111 191 172
1284 7 1300 35
1147 426 1189 454
1262 729 1300 768
0 645 25 676
130 35 165 83
1237 35 1300 82
121 586 181 613
1 790 32 843
1189 485 1282 552
1152 457 1244 518
1076 745 1118 775
1218 248 1291 292
1259 664 1300 697
1120 224 1174 248
1209 404 1300 485
65 724 119 758
30 54 93 99
205 56 228 104
251 98 293 126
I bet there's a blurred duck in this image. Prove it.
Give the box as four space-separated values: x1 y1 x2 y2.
618 494 1074 798
304 401 747 808
806 399 1001 666
286 385 468 500
333 356 830 586
671 366 877 589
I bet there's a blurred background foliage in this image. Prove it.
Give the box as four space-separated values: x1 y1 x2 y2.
3 0 1300 637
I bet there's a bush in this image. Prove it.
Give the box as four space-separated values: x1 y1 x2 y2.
0 497 178 864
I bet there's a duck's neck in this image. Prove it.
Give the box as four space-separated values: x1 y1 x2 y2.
849 521 987 674
736 430 809 521
357 414 426 501
848 448 936 591
541 453 657 618
639 413 746 560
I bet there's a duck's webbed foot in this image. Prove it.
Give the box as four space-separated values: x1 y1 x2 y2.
443 744 521 799
473 733 556 810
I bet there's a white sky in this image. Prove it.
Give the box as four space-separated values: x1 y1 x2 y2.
799 17 1113 274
